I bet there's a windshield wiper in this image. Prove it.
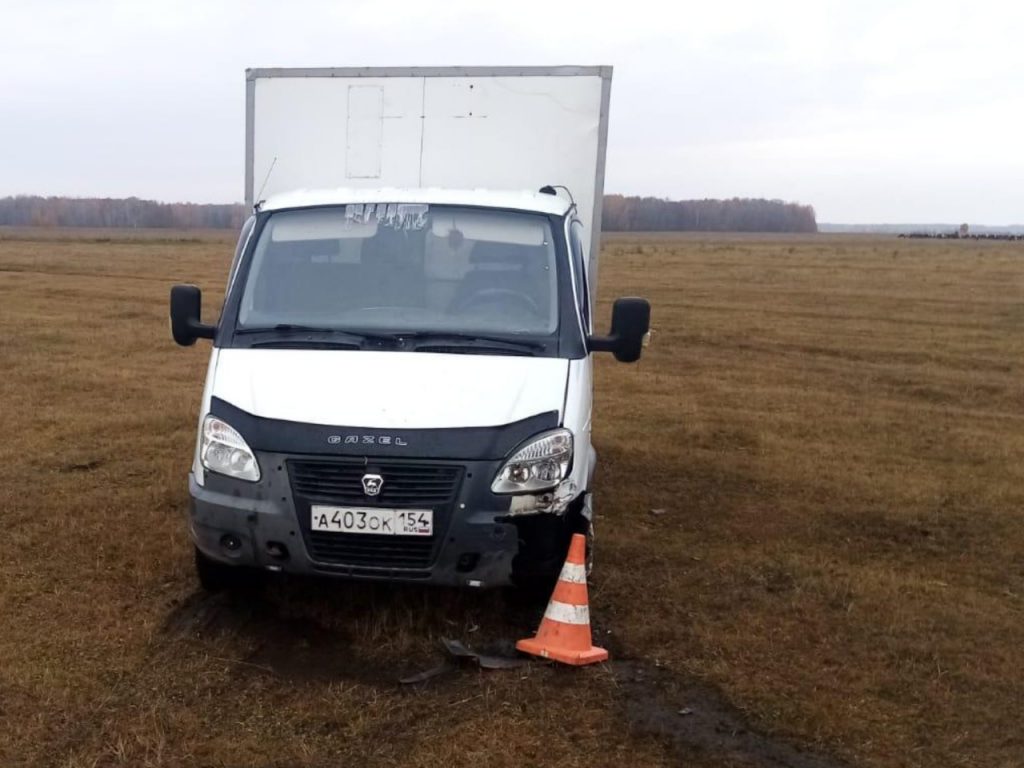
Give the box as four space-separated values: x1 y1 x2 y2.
249 339 361 349
238 323 361 337
400 332 546 355
236 326 545 354
236 325 402 347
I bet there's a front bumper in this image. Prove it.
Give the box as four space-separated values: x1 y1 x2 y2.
189 452 532 588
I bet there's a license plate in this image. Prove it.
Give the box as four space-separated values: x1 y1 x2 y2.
310 505 433 536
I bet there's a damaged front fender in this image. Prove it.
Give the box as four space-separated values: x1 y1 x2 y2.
506 480 580 516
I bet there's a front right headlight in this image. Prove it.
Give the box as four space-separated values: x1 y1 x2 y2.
200 415 260 482
491 429 573 494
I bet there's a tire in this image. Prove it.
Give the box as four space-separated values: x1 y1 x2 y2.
510 508 591 602
193 546 252 592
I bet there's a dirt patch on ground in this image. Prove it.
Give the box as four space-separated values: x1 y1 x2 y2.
614 660 848 768
160 578 545 689
162 585 848 767
163 588 434 687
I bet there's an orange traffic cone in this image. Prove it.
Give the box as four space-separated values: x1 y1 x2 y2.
516 533 608 666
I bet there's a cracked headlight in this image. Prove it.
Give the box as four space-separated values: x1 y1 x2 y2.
200 415 260 482
491 429 572 494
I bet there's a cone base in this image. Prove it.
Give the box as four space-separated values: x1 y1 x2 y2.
516 637 609 666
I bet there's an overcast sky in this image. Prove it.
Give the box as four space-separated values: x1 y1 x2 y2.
2 0 1022 223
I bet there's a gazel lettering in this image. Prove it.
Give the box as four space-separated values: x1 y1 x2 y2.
328 435 409 447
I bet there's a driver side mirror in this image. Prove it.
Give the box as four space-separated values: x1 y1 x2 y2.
588 297 651 363
170 284 216 346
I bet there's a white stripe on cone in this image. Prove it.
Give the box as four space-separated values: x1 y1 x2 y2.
558 562 587 584
543 599 591 625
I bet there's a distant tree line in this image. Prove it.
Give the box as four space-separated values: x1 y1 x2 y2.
0 194 818 233
0 195 246 229
603 195 817 233
900 231 1024 241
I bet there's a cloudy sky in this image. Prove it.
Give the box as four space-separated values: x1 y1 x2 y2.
2 0 1021 223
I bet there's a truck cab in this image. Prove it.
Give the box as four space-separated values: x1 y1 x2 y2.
170 68 650 591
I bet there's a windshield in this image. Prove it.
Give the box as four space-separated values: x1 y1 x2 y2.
237 204 559 338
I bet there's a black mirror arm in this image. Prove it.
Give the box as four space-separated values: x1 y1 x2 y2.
586 334 619 353
171 316 216 347
188 321 217 340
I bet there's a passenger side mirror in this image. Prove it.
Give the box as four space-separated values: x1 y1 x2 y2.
588 297 651 363
170 284 216 346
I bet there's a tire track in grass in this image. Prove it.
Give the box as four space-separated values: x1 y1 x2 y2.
611 659 850 768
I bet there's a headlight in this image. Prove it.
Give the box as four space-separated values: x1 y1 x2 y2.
491 429 573 494
200 415 260 482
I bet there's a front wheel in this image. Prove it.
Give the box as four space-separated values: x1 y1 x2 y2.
510 508 592 602
193 547 254 592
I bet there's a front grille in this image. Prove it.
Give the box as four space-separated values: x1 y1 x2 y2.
287 458 464 570
289 459 461 506
308 533 436 569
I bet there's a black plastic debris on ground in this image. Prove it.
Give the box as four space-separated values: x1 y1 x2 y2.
399 638 527 685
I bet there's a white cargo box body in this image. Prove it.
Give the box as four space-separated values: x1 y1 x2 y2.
245 66 612 280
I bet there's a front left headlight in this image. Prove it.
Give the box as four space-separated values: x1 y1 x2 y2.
200 415 260 482
491 429 573 494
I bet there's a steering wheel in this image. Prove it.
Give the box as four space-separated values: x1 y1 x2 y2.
451 288 541 316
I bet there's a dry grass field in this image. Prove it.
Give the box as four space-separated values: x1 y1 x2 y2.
1 227 1022 767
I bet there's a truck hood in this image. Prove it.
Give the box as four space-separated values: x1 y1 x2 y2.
210 348 569 429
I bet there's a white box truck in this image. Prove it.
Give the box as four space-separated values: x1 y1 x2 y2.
170 66 650 592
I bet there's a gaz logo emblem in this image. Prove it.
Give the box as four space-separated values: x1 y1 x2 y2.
361 473 383 497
